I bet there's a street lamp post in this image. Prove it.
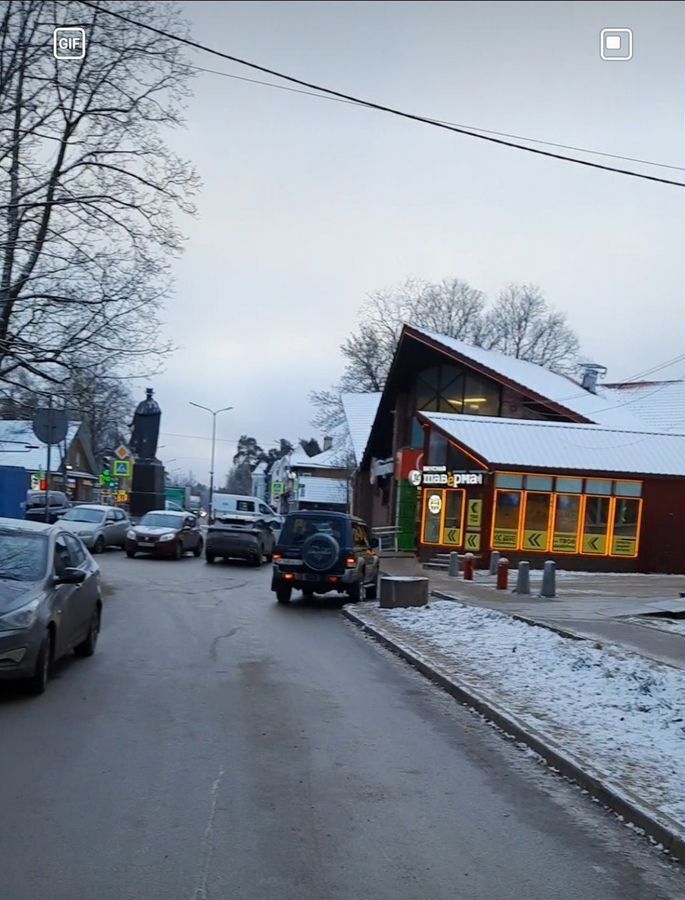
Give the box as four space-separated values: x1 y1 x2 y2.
189 402 232 520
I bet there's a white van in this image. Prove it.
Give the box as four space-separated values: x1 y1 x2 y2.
211 494 282 530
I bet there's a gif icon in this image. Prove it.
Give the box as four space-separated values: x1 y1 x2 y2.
600 28 632 61
53 27 86 60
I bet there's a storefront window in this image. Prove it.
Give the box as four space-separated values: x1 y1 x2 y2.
582 496 610 554
492 490 522 550
422 491 444 544
552 494 581 553
442 490 464 545
611 498 641 557
614 481 642 497
555 477 582 493
522 492 551 551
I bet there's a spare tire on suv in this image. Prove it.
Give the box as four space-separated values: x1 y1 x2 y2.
271 510 380 604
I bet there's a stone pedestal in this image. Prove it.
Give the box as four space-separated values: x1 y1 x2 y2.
129 459 165 518
379 576 429 609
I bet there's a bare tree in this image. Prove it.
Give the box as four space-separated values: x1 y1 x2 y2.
0 1 198 393
483 284 580 374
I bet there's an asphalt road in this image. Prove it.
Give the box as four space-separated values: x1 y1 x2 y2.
1 551 681 900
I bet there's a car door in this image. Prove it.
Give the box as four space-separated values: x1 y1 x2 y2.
111 508 128 545
62 533 96 643
103 509 119 546
182 515 196 550
51 534 82 655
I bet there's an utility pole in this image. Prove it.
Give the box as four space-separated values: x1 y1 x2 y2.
189 402 232 521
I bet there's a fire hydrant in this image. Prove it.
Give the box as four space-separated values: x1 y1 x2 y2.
496 557 509 590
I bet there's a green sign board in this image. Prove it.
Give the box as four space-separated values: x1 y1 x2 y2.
271 481 285 496
113 460 131 477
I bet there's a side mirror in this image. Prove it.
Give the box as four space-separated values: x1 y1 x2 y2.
55 567 86 585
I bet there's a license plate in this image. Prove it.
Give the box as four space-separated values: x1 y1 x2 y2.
139 541 154 548
279 559 302 566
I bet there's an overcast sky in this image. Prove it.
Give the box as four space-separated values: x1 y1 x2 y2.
149 0 684 484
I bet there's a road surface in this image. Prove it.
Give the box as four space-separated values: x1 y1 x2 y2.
1 551 681 899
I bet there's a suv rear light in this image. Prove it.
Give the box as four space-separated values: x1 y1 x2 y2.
345 555 357 568
283 572 294 580
273 552 282 561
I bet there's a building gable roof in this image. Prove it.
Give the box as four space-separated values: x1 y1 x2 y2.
420 412 685 478
341 392 383 465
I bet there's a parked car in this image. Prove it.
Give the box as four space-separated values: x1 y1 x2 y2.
165 499 185 512
0 518 102 695
125 510 203 560
271 511 379 604
205 517 275 566
58 504 130 553
24 490 71 524
211 493 282 531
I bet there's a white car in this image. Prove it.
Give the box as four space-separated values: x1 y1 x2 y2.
58 504 131 553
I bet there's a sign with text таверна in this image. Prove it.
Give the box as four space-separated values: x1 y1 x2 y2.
410 466 487 488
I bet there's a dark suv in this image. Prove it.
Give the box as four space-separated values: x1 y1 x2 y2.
25 490 71 524
271 510 379 604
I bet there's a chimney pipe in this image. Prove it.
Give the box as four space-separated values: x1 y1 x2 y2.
323 435 333 451
580 363 607 394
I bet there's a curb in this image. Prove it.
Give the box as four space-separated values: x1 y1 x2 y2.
342 604 685 862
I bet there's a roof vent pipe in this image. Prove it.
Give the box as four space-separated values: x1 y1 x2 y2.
323 435 333 451
579 363 608 394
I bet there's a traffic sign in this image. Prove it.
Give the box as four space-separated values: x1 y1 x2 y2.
113 459 131 477
32 408 68 444
115 445 130 460
271 481 285 496
465 532 480 551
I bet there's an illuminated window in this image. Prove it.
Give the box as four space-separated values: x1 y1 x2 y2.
522 492 551 551
614 481 642 497
422 491 444 544
582 496 611 554
442 490 464 545
611 498 641 557
552 495 581 553
463 372 501 416
492 491 521 550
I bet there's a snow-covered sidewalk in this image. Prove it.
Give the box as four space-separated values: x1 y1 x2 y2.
349 600 685 830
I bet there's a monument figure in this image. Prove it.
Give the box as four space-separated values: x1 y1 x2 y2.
129 387 161 460
128 388 165 518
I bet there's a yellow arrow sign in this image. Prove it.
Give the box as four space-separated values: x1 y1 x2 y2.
444 527 461 545
465 532 480 551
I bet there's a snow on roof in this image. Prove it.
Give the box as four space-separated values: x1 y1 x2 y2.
341 392 382 464
421 412 685 477
0 420 81 471
297 476 348 505
290 443 350 469
410 327 650 431
598 381 685 435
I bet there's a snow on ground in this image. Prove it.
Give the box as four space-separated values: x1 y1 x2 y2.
626 617 685 637
354 600 685 826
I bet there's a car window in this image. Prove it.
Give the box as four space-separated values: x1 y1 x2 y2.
63 533 86 566
280 515 345 545
62 508 105 523
53 535 73 575
115 509 127 521
259 504 272 515
0 530 48 581
105 510 117 521
353 524 370 549
236 500 255 512
140 513 182 528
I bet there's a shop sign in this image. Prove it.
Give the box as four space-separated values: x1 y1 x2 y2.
427 493 442 515
552 533 577 553
465 532 480 551
443 526 461 545
583 534 606 554
411 465 485 488
396 449 423 481
523 530 547 551
116 492 128 503
612 536 636 557
467 499 482 528
493 528 517 549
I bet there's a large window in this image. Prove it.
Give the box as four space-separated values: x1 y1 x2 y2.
552 495 581 553
492 490 522 550
522 492 551 551
582 496 611 554
422 491 444 544
611 498 641 557
420 489 465 546
443 491 465 545
415 365 500 416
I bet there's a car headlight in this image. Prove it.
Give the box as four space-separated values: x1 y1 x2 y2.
78 530 92 538
127 529 137 539
0 599 40 632
158 533 176 542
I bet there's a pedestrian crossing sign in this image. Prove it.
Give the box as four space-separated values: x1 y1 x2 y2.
113 460 131 477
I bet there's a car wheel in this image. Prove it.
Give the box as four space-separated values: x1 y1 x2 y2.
27 630 53 696
93 535 105 554
276 586 291 604
193 539 203 558
74 606 101 658
206 551 215 564
265 547 274 562
126 550 136 559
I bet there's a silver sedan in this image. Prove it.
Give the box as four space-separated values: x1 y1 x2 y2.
58 504 130 553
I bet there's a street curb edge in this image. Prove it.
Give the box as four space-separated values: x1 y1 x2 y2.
342 605 685 863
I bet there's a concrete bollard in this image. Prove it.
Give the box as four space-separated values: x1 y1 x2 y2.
515 561 530 595
379 576 429 609
488 550 500 576
463 552 475 581
496 557 509 590
448 551 460 577
540 560 556 598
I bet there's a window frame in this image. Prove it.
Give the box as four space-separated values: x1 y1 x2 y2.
490 488 524 551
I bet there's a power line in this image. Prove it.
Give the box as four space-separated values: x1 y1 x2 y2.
82 2 685 189
186 62 685 174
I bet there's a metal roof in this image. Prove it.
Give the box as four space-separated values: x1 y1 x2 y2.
599 381 685 434
0 420 81 471
341 392 382 464
422 412 685 477
411 327 654 431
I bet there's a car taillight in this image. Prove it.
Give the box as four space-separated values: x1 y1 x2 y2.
345 555 356 568
283 572 294 580
273 552 282 561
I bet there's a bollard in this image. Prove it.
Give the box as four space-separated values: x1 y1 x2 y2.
515 561 530 595
448 551 460 577
496 557 509 590
488 550 500 576
540 560 556 598
463 552 475 581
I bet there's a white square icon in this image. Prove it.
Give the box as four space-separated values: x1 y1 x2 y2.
53 27 87 60
600 28 632 61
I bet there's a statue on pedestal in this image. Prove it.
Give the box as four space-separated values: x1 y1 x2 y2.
129 388 161 461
